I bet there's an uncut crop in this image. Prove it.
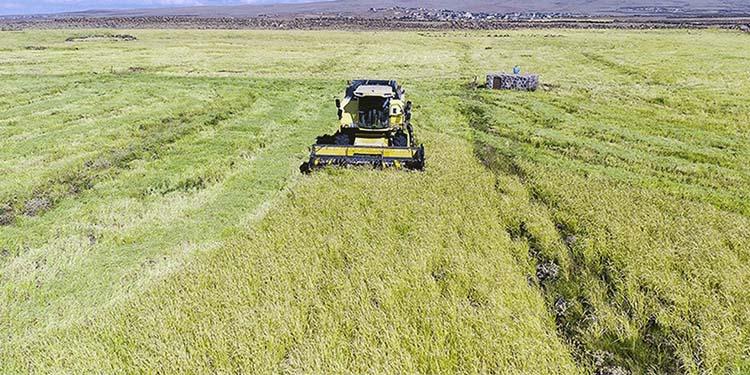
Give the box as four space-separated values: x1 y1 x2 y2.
1 29 749 374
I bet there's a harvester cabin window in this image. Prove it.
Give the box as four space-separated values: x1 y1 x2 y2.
357 96 390 129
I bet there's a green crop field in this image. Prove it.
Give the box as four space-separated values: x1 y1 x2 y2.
1 29 749 374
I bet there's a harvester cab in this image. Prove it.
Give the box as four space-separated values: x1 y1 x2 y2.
300 80 425 173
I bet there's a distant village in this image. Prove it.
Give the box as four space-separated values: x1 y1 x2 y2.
368 6 586 21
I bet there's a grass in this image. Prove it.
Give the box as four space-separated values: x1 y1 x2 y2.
1 28 749 374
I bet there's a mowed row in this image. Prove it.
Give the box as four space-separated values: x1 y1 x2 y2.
1 29 749 373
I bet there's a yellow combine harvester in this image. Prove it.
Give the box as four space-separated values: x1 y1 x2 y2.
300 80 425 173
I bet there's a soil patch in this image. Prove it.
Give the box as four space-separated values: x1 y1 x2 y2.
0 204 14 226
23 197 51 217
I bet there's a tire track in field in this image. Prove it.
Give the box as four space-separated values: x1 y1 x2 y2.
0 83 338 354
460 89 738 374
470 91 750 216
0 90 256 228
0 74 102 116
450 39 670 373
474 141 683 374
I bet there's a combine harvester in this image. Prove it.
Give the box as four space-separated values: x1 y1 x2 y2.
300 80 425 173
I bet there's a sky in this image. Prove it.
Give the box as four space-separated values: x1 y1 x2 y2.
0 0 317 15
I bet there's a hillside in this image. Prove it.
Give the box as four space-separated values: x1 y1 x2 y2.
1 29 749 374
58 0 750 18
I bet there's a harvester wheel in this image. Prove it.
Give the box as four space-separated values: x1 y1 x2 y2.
315 134 335 145
335 133 352 145
392 131 408 147
300 162 312 174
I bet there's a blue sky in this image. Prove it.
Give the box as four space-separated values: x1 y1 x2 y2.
0 0 315 15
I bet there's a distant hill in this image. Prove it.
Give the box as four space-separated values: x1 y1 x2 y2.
60 0 750 18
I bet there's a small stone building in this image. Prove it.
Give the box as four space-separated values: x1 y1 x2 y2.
486 73 539 91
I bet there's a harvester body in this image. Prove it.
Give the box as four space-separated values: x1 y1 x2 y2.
301 80 425 172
